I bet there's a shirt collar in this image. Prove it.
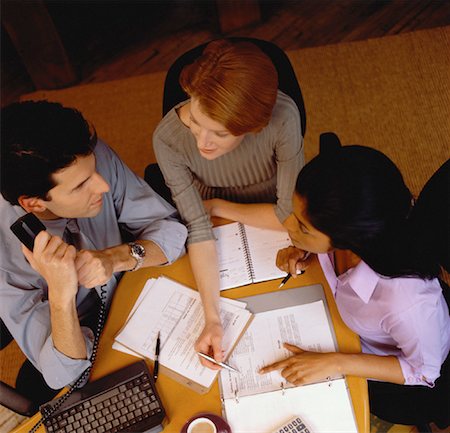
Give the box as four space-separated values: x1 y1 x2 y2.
339 259 380 303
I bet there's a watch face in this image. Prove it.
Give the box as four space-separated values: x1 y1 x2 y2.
131 243 145 258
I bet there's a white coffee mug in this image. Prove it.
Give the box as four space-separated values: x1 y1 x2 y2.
186 417 217 433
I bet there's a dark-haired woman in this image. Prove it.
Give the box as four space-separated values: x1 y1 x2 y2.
261 138 449 427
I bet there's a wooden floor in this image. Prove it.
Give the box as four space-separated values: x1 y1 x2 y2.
2 0 450 107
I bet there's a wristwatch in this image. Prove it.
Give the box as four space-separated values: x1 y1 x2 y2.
128 242 146 272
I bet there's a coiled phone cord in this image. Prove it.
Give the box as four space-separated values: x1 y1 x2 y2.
28 285 107 433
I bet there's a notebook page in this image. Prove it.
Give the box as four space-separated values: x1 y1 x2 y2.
223 378 358 433
242 225 291 283
220 301 336 400
213 222 253 290
115 276 252 389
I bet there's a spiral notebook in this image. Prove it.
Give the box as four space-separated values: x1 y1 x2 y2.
213 222 291 291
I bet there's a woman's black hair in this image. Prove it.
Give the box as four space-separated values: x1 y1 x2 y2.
295 132 446 279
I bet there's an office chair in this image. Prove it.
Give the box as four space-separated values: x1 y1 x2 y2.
145 37 306 203
0 318 62 417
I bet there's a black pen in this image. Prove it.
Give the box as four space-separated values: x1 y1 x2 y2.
278 252 311 288
153 331 161 382
278 269 305 288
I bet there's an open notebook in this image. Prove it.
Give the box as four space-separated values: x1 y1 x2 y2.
214 222 292 291
219 285 358 432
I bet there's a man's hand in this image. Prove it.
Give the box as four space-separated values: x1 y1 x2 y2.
259 343 339 386
22 231 78 305
75 249 114 288
276 246 311 278
194 320 224 370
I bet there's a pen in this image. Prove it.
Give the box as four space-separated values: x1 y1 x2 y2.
197 352 240 373
278 252 311 289
153 331 160 382
278 270 304 288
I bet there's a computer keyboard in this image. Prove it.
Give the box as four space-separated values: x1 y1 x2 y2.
40 360 165 433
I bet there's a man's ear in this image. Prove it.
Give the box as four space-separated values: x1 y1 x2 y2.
18 196 47 214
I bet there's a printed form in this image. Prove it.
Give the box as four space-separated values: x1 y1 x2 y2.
220 300 336 399
114 276 252 389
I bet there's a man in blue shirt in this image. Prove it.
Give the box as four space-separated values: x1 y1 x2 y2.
0 101 187 401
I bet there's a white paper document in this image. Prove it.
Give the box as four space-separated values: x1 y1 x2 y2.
114 276 252 392
220 301 336 399
219 300 358 432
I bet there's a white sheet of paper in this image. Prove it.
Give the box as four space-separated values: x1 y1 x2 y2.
243 225 291 283
222 378 358 433
220 301 336 399
114 276 251 388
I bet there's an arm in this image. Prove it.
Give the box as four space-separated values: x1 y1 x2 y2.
22 231 87 360
74 140 187 288
203 200 285 231
75 239 169 288
260 343 405 385
204 94 304 230
188 240 224 368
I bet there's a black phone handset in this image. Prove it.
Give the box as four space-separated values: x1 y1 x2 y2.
10 213 46 251
9 213 108 433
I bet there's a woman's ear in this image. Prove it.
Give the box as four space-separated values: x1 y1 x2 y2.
319 132 341 156
18 196 47 214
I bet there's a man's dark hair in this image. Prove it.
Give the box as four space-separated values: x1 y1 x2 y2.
1 100 97 205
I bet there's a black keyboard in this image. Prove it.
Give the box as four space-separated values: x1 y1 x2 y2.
40 360 165 433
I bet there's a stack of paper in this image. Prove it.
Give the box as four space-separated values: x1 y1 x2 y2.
113 276 253 394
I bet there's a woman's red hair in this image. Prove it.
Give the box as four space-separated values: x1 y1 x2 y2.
179 39 278 136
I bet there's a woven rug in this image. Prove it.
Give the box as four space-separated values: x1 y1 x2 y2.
20 26 450 196
3 26 450 433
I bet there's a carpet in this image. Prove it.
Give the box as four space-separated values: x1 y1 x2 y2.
3 26 449 433
20 26 450 196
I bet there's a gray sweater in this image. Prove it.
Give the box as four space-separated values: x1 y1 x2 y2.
153 91 304 244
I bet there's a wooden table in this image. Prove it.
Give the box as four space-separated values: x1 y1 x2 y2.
12 254 369 433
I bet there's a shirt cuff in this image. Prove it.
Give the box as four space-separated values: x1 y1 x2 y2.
398 357 436 387
38 327 94 389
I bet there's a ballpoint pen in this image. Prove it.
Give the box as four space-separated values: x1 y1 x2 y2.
278 252 311 289
197 352 240 373
153 331 161 381
278 269 305 289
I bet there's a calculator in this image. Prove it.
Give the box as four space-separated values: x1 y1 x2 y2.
271 415 313 433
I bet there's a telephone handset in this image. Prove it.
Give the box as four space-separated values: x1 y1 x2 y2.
10 214 108 433
10 213 46 251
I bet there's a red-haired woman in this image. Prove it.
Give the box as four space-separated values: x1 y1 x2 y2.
152 39 304 368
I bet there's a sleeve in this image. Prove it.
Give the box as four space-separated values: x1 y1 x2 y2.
273 95 305 224
153 131 214 246
383 300 444 387
96 140 187 263
0 271 94 389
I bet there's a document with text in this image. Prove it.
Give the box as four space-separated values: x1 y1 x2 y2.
113 276 253 393
219 300 358 432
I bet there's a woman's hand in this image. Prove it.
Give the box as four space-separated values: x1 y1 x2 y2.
194 319 224 370
276 246 311 278
259 343 339 386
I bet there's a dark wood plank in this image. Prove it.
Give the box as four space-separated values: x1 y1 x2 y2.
1 0 77 91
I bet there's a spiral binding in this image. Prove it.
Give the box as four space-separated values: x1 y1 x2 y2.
28 285 108 433
238 223 255 283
